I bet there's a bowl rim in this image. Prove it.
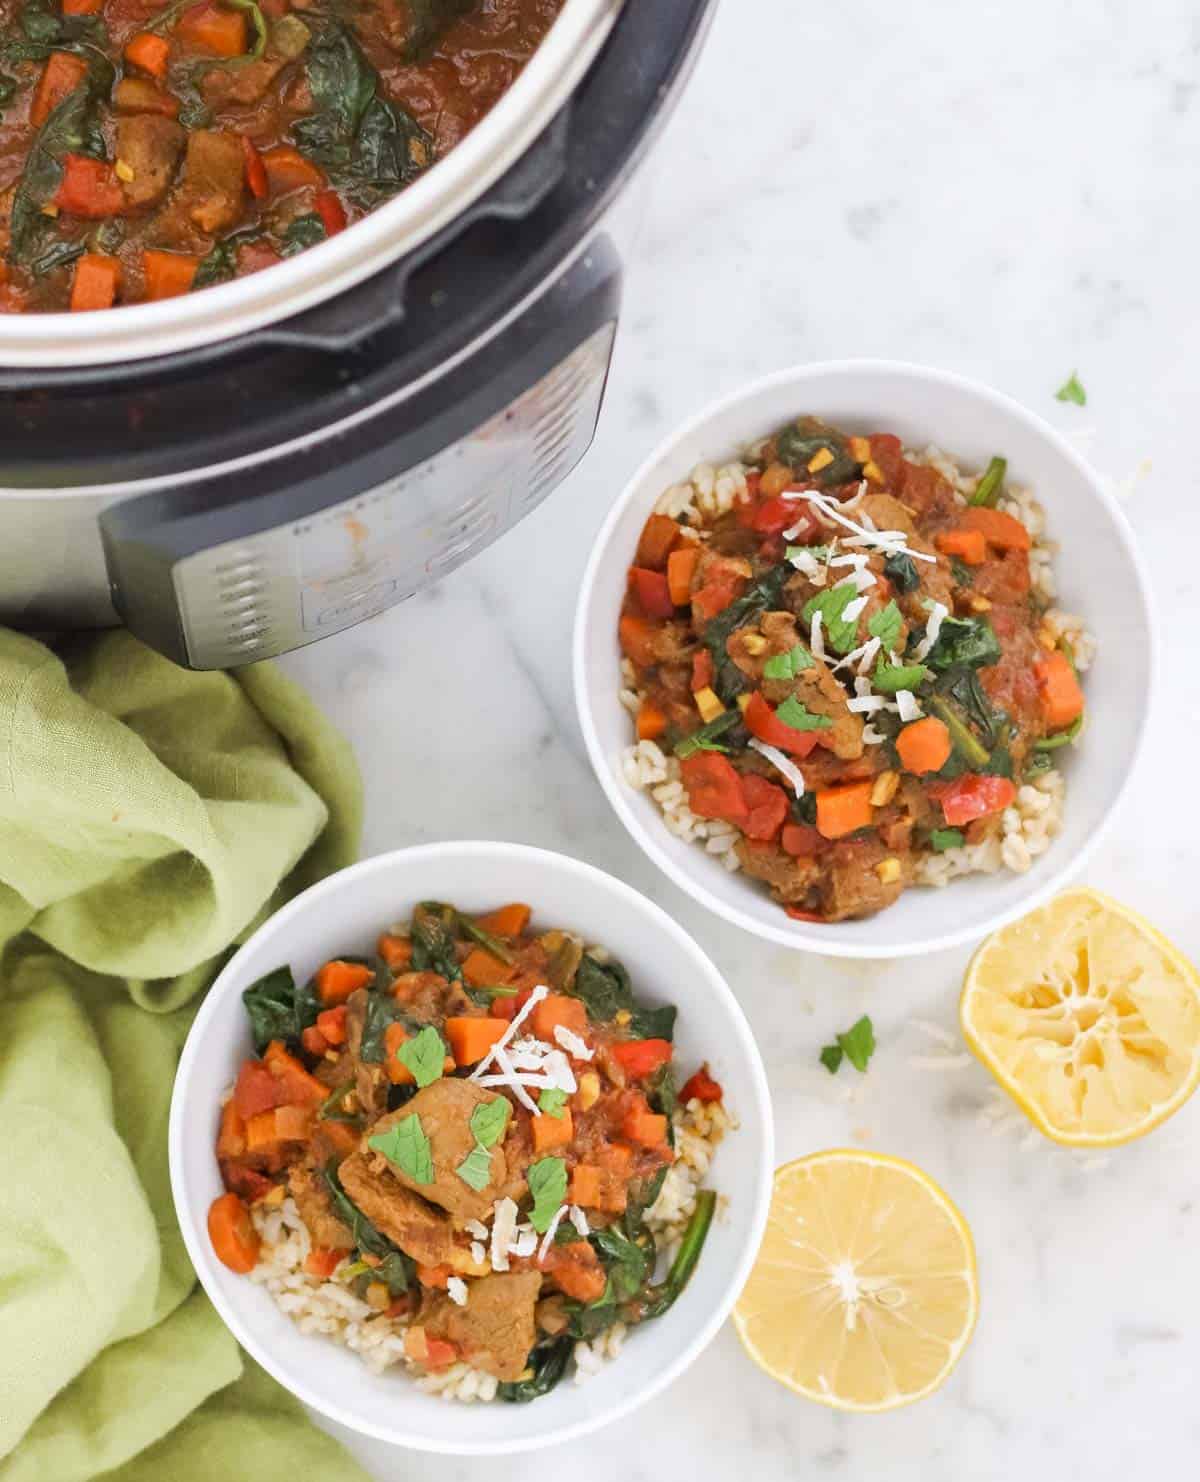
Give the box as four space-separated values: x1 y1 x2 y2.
169 838 774 1455
572 357 1157 959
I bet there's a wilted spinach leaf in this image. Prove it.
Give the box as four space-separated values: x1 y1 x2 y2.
27 234 86 278
921 614 1001 672
883 551 919 594
241 965 320 1054
410 902 462 980
774 416 861 487
321 1163 414 1292
701 563 788 704
630 1002 677 1042
402 0 475 60
592 1226 650 1302
571 954 633 1023
279 212 326 256
358 988 414 1063
497 1336 573 1402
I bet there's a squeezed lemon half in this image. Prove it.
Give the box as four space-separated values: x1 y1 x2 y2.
733 1151 978 1412
961 887 1200 1146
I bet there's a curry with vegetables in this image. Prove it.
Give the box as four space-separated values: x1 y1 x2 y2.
0 0 562 312
620 417 1086 921
210 900 721 1397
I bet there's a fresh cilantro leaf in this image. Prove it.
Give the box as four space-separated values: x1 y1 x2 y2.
819 1016 876 1075
527 1156 568 1233
884 552 919 594
930 827 965 852
838 1015 876 1072
1055 371 1087 406
470 1096 511 1149
396 1024 447 1088
802 583 860 654
763 643 814 681
538 1088 569 1118
819 1043 843 1074
774 695 832 732
456 1144 493 1191
867 600 902 651
369 1113 433 1184
873 661 929 694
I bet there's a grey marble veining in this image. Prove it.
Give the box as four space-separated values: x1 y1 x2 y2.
278 0 1200 1474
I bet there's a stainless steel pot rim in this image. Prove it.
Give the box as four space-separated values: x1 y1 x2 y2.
0 0 622 370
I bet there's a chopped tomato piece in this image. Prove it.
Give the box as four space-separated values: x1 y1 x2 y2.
928 774 1017 827
679 752 747 824
56 155 124 218
629 566 676 618
740 772 789 841
744 691 821 758
610 1038 673 1079
680 1063 723 1103
304 1247 344 1279
781 821 823 857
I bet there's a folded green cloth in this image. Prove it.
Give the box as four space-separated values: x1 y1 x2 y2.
0 630 369 1482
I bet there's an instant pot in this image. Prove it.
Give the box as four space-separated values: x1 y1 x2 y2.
0 0 714 669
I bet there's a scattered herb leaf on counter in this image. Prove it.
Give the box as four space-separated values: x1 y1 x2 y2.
369 1112 433 1184
820 1015 876 1075
1055 371 1087 406
396 1024 447 1088
527 1156 568 1232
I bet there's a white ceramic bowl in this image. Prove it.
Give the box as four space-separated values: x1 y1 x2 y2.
169 841 772 1455
574 360 1154 958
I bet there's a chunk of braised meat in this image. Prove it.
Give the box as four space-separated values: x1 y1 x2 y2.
639 619 696 668
371 1079 510 1222
390 970 475 1021
735 838 823 903
897 462 961 524
971 549 1031 605
345 988 390 1120
338 1148 483 1272
858 493 955 625
117 115 185 211
819 835 908 922
793 658 865 761
288 1164 355 1250
154 130 245 247
421 1271 542 1382
200 16 312 107
727 611 802 694
114 78 181 117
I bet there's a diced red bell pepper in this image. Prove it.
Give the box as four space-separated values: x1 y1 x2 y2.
784 906 826 922
691 649 714 692
781 821 823 857
610 1038 673 1079
242 135 268 199
680 752 747 824
680 1063 723 1103
740 772 789 841
56 154 124 217
928 774 1017 827
744 690 821 758
315 188 347 236
629 566 676 618
743 495 801 536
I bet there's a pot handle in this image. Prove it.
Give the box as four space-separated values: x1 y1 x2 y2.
250 109 572 356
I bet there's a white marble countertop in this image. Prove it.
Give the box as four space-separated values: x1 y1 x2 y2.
280 0 1200 1475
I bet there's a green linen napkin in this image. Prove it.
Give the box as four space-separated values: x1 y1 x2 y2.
0 629 369 1481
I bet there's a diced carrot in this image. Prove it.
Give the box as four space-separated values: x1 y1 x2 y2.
142 249 199 300
241 134 268 199
233 1059 280 1119
460 946 511 989
244 1109 281 1152
176 0 248 57
63 0 103 13
475 903 531 937
55 155 124 217
314 188 347 235
569 1164 602 1207
636 699 668 741
444 1016 508 1066
263 1039 327 1104
630 566 675 619
316 1004 348 1045
304 1247 343 1278
621 1106 667 1147
377 933 414 969
1034 651 1084 730
217 1098 247 1159
530 993 588 1044
300 1025 329 1057
667 545 700 605
960 506 1032 552
69 253 121 312
314 959 373 1006
260 144 325 191
312 1119 359 1160
274 1103 312 1141
895 715 952 776
635 512 681 570
618 613 661 668
532 1107 574 1153
30 52 88 128
935 528 987 565
125 31 170 80
208 1192 260 1273
815 780 874 839
383 1020 457 1083
416 1263 452 1288
597 1142 632 1173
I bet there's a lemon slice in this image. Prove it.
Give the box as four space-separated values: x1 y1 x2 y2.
733 1151 978 1412
961 887 1200 1147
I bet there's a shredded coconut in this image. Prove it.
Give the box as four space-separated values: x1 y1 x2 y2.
747 738 806 796
447 1277 468 1307
554 1025 594 1061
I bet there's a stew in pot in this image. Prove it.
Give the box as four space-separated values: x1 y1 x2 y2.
0 0 563 312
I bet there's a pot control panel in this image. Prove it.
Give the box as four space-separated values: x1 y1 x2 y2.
101 238 620 669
